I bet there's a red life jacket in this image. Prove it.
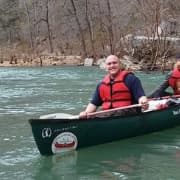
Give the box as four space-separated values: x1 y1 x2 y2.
99 70 132 110
168 68 180 95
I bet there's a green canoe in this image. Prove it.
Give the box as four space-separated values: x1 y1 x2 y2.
29 98 180 156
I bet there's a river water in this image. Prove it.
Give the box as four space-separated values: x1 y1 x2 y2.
1 66 180 180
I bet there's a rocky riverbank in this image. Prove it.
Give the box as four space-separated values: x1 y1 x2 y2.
0 53 176 72
0 54 83 67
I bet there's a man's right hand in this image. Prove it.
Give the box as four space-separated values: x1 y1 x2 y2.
79 111 88 119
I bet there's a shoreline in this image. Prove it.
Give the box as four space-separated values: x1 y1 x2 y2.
0 55 83 67
0 54 176 72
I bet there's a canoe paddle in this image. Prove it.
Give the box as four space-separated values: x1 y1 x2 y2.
40 113 79 119
39 104 141 120
39 95 180 120
149 94 180 100
86 95 180 118
86 103 142 118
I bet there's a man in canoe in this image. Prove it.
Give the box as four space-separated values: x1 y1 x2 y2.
79 55 148 118
148 53 180 98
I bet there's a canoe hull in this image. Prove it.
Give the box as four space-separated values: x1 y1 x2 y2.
29 105 180 155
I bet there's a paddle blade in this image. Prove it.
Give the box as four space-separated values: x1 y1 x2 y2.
40 113 79 119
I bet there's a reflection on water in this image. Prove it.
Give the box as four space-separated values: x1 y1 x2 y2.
31 127 180 180
0 67 180 180
33 151 78 180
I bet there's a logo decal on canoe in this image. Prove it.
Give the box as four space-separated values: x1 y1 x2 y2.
42 128 52 138
173 109 180 115
52 132 78 154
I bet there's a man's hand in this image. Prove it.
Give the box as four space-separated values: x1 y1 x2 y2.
79 111 88 119
139 96 149 110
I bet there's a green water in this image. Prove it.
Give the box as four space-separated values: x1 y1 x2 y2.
1 66 180 180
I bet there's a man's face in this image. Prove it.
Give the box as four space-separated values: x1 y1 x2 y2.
105 56 121 78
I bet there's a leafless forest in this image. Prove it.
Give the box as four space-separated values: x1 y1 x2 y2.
0 0 180 68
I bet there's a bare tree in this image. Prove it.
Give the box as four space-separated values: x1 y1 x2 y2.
96 1 106 56
134 0 177 70
0 0 179 61
106 0 114 54
69 0 87 57
85 0 96 57
0 0 20 43
24 1 34 50
34 0 54 53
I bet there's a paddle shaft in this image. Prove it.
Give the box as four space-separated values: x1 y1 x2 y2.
40 95 180 119
86 95 180 119
87 103 142 118
149 94 180 100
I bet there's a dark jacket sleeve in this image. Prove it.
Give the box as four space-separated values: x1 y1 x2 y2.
148 72 172 98
90 82 103 106
124 74 146 104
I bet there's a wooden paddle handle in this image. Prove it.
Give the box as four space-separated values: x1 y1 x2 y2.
149 94 180 100
87 103 142 118
86 95 180 118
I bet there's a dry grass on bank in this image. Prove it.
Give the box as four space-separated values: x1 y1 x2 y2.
0 53 83 67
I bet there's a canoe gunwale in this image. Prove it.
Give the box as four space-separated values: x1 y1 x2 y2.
29 103 180 155
29 104 180 124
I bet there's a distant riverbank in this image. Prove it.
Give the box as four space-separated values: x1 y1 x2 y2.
0 53 176 72
0 54 82 67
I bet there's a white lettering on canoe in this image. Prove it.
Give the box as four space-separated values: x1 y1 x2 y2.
173 109 180 115
54 125 78 133
42 128 52 138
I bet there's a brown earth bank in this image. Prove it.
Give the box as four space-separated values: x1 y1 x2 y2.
0 54 82 67
0 52 177 72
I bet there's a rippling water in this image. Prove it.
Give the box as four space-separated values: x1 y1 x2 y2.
1 66 180 180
